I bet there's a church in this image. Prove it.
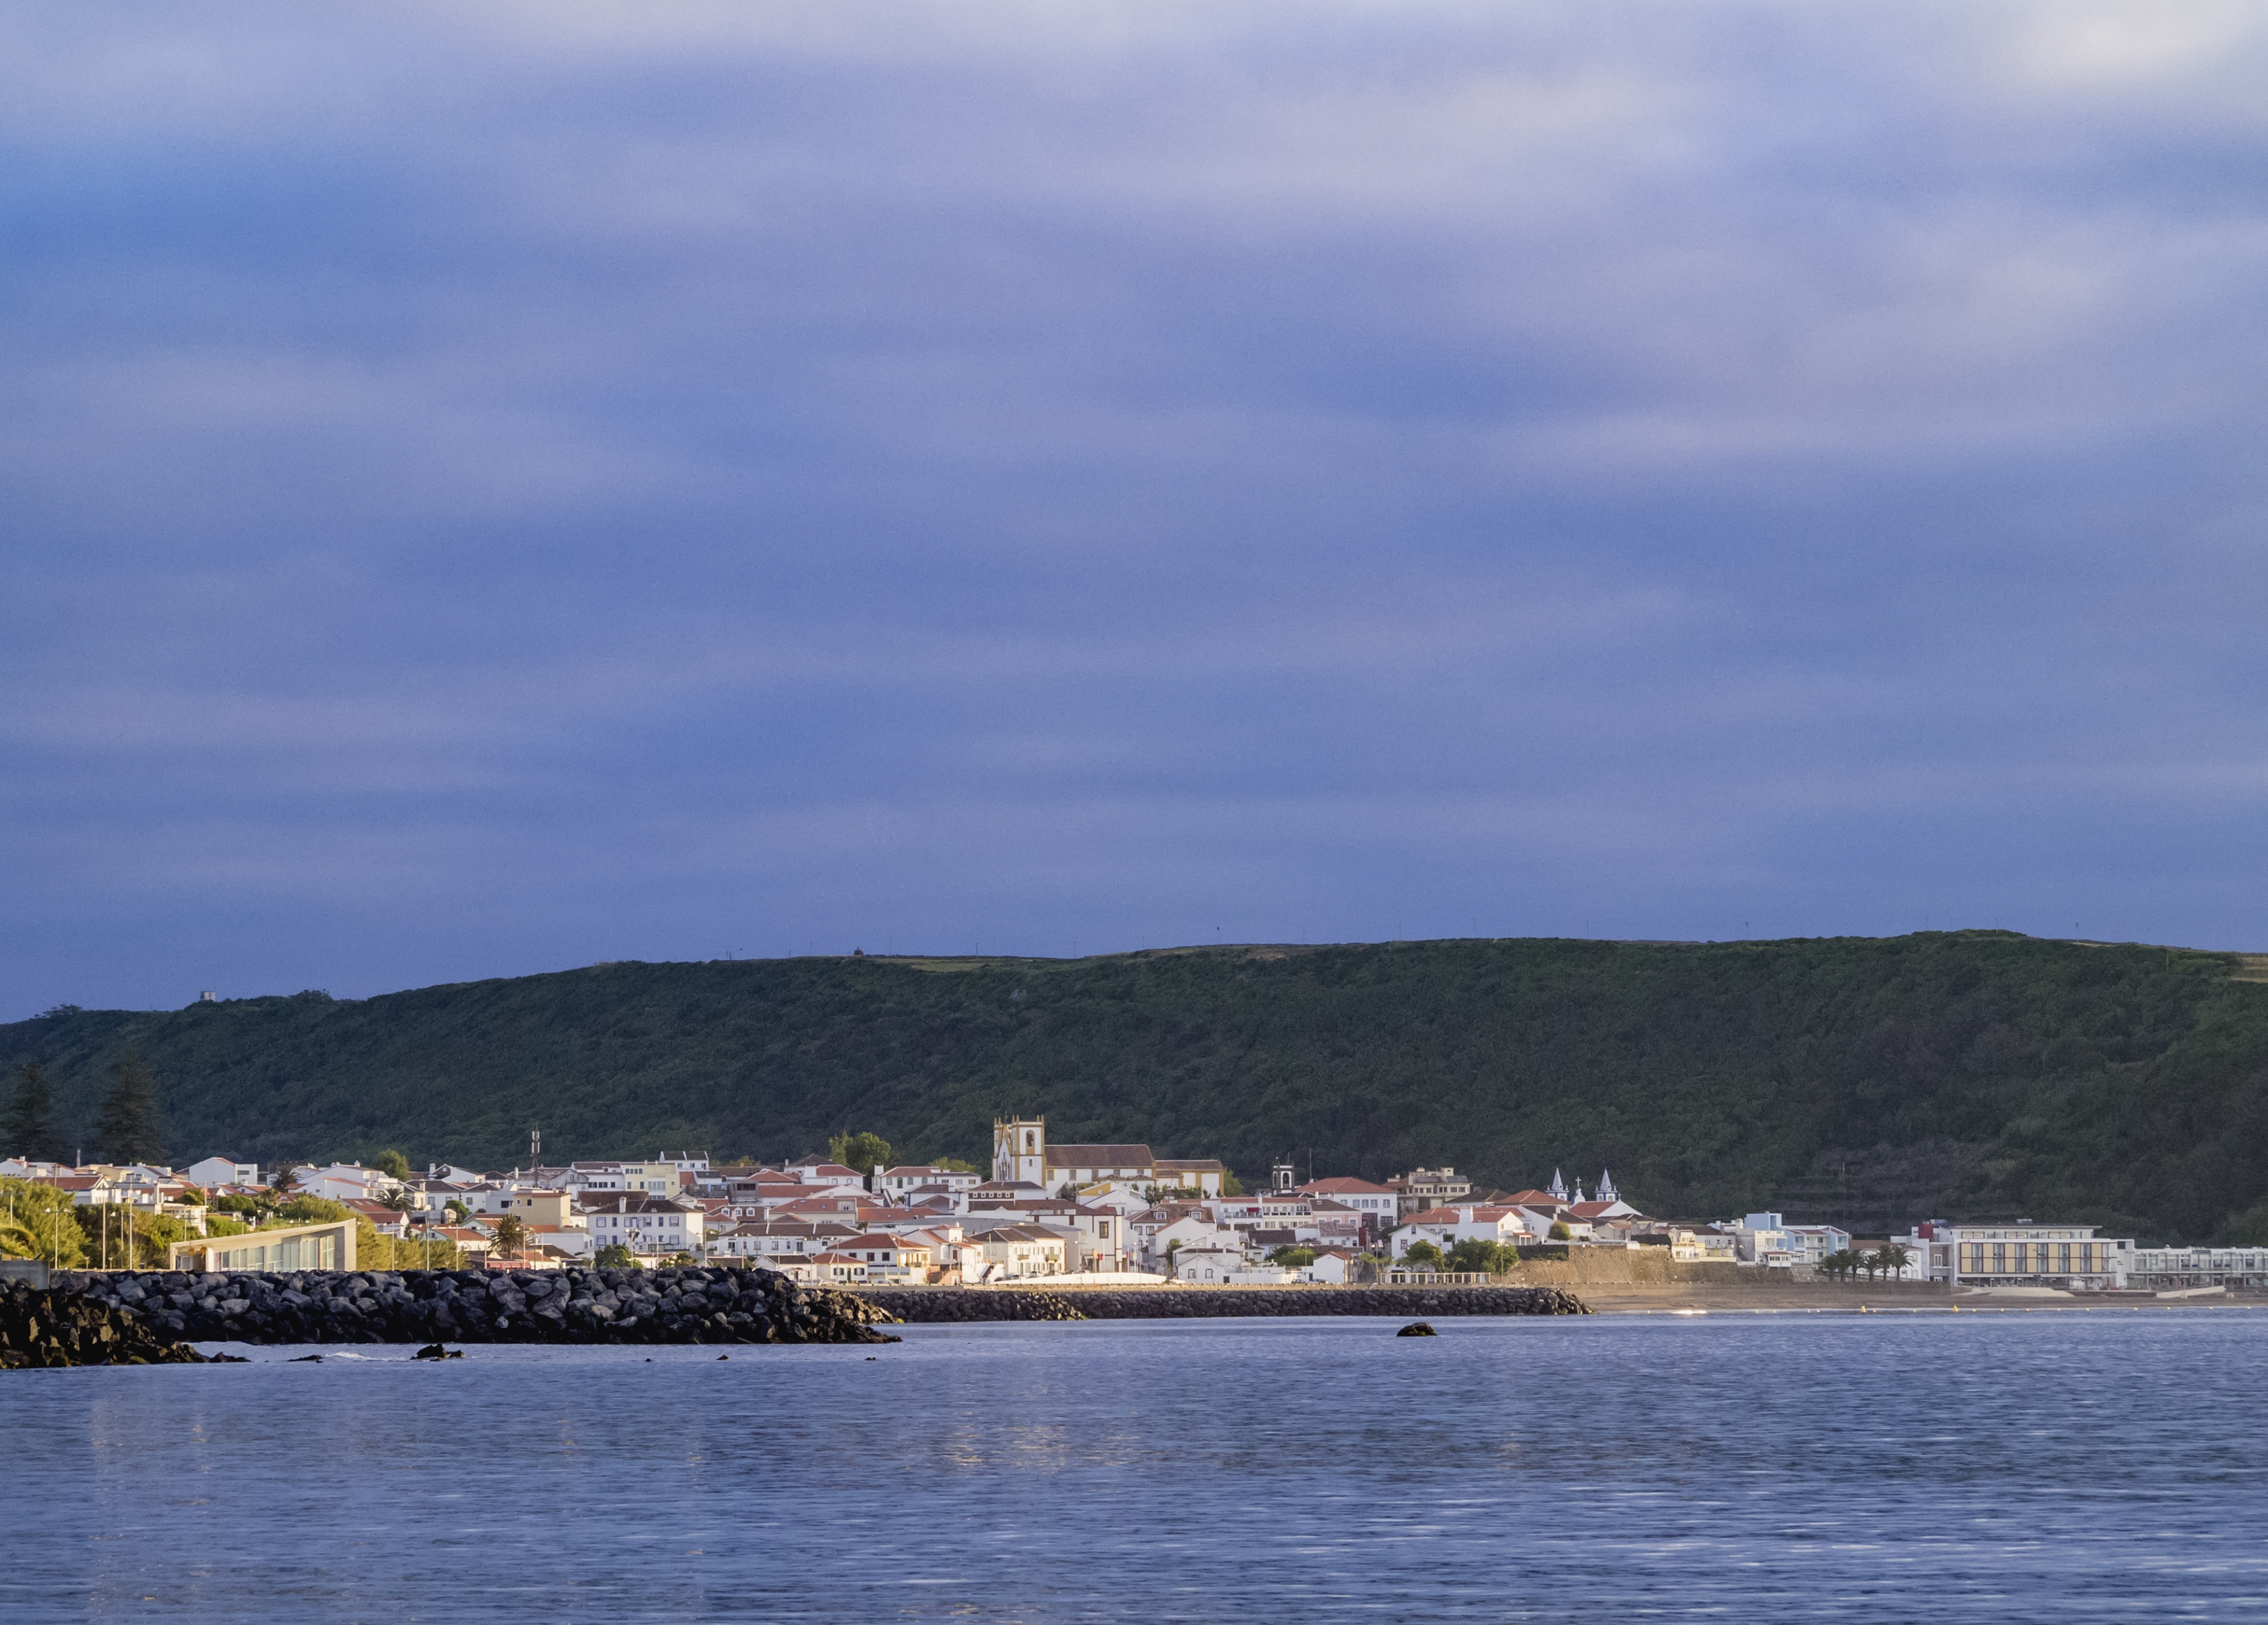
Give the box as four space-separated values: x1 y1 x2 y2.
992 1117 1227 1196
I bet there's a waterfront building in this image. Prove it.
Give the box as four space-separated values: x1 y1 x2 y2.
1300 1248 1365 1284
1893 1221 2136 1288
838 1234 933 1281
969 1223 1069 1280
170 1217 356 1273
2122 1247 2268 1290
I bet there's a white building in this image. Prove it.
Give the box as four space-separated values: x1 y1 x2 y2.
1145 1214 1231 1272
2128 1247 2268 1290
875 1164 985 1199
1300 1248 1365 1284
1735 1215 1852 1268
969 1223 1069 1280
1728 1213 1849 1268
1891 1221 2135 1288
291 1163 408 1203
1172 1241 1296 1284
709 1218 860 1263
785 1158 868 1190
991 1117 1227 1197
1291 1177 1398 1231
1392 1205 1541 1258
579 1194 706 1257
183 1155 259 1189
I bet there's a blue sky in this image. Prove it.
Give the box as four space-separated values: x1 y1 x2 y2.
5 2 2267 1014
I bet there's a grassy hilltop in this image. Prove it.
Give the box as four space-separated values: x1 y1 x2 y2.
7 932 2268 1244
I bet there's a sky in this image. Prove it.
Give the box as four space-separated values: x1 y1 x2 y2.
5 1 2267 1015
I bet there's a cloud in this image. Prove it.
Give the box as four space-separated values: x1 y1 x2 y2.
4 1 2268 1010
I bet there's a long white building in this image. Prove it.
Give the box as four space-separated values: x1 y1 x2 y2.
2127 1247 2268 1290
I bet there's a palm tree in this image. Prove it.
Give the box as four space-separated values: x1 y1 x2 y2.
494 1213 531 1261
380 1187 418 1270
1873 1243 1912 1281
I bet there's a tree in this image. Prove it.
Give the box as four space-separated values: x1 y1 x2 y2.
1219 1172 1246 1197
268 1166 301 1202
94 1055 165 1166
279 1195 351 1225
828 1131 894 1174
1819 1249 1856 1281
1 1177 85 1265
1269 1245 1317 1267
595 1242 636 1268
493 1213 531 1259
1548 1221 1572 1241
1873 1244 1912 1281
933 1156 980 1174
1449 1238 1511 1274
1403 1239 1445 1268
3 1062 61 1163
373 1148 413 1181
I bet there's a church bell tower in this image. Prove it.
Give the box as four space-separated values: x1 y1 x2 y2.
993 1116 1047 1186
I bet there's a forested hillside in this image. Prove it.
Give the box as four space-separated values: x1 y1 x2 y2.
8 933 2267 1243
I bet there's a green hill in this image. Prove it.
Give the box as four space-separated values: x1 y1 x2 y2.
7 932 2268 1244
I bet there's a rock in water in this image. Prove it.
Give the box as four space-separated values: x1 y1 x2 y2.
0 1283 243 1368
412 1344 463 1360
1396 1321 1439 1337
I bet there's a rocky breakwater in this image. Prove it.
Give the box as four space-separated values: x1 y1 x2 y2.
52 1265 898 1346
2 1280 240 1368
863 1284 1589 1321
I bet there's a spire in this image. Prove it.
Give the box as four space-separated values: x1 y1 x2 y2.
1573 1178 1586 1203
1599 1169 1617 1202
1549 1167 1568 1202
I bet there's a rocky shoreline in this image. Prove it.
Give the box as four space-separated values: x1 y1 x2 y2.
2 1282 242 1368
860 1284 1590 1320
40 1266 898 1349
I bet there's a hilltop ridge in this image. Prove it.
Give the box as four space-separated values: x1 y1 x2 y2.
6 931 2267 1244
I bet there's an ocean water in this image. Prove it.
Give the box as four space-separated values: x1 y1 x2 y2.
6 1310 2266 1622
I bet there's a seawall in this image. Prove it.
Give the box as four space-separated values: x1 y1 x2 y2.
48 1265 897 1346
860 1284 1590 1320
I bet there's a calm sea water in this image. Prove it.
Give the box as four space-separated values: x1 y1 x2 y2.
6 1311 2266 1622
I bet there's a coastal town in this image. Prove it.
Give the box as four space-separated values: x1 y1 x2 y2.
5 1114 2263 1296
